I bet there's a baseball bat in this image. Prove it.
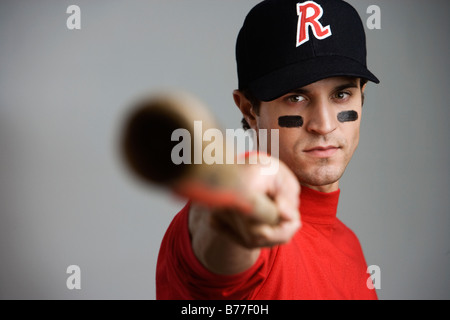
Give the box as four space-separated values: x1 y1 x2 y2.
120 90 279 225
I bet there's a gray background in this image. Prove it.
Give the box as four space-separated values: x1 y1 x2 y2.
0 0 449 300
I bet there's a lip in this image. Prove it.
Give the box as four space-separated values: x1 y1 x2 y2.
303 145 340 158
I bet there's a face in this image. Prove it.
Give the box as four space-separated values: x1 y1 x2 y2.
248 77 365 192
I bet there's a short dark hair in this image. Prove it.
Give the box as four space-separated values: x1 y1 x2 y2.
240 78 368 130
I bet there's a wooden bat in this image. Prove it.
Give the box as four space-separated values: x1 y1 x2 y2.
120 91 279 225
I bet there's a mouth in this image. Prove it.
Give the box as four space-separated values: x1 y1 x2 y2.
303 145 340 158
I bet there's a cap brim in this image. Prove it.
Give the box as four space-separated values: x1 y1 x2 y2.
248 55 379 102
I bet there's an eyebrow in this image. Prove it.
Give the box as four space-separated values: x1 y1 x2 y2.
334 82 359 92
287 81 360 95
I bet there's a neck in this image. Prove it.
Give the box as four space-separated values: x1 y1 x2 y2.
301 181 339 193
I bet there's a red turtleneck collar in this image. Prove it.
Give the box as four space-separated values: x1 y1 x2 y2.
299 186 340 225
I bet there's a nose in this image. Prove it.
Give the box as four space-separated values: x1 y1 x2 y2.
304 98 337 136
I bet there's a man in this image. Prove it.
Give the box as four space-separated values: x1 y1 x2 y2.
156 0 379 299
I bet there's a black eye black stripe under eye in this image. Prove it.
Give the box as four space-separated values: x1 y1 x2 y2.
337 110 358 122
278 115 303 128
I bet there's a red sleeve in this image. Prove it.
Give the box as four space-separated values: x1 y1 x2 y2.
156 202 272 300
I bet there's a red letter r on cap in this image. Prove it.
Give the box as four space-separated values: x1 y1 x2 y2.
296 1 332 47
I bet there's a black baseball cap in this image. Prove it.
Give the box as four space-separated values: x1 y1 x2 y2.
236 0 379 102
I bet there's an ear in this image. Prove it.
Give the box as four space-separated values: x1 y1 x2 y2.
233 90 258 130
361 81 367 93
361 81 367 107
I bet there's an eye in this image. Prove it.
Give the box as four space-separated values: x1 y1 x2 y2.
334 91 351 100
287 95 306 103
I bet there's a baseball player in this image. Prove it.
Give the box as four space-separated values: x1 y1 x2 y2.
156 0 379 299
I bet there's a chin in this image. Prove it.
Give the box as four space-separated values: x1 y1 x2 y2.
296 165 345 188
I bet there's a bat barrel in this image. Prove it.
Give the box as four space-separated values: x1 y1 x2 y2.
120 91 216 186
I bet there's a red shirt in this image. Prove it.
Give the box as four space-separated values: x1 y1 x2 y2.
156 186 377 300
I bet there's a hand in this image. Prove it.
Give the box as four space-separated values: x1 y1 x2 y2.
208 154 301 249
